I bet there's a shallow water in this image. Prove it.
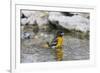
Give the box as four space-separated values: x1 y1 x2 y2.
20 34 89 63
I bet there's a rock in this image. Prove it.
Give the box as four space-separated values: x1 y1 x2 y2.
21 10 89 33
